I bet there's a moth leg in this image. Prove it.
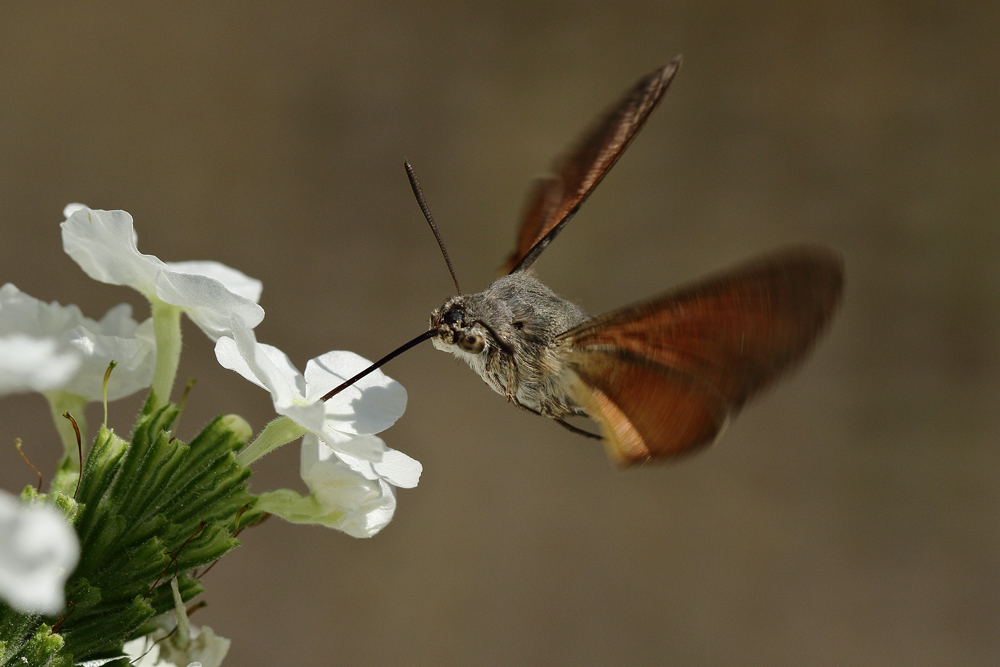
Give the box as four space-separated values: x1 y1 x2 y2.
510 395 602 439
510 396 543 416
553 418 603 440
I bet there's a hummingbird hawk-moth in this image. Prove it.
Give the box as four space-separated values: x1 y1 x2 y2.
324 55 843 466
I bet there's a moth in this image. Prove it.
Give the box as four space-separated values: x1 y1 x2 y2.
324 55 843 465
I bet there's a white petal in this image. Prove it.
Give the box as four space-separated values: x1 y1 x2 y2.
370 448 422 489
335 445 423 489
0 283 83 338
255 343 307 399
166 261 263 304
123 623 228 667
61 207 164 296
0 335 81 396
312 433 421 489
230 322 302 409
0 285 154 401
158 625 230 667
305 351 407 436
96 302 141 336
61 318 156 401
78 658 139 667
217 319 325 432
0 491 80 614
122 637 160 667
62 203 88 218
61 206 265 342
214 335 266 390
316 431 388 461
300 435 398 537
154 270 264 341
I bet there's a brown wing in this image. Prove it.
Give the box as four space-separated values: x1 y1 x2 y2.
503 56 682 274
560 247 844 465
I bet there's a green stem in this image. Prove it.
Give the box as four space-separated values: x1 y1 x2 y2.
235 416 307 468
151 299 182 404
170 578 191 650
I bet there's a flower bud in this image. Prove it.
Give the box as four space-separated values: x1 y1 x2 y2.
221 414 253 443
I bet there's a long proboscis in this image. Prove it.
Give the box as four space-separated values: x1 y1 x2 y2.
320 330 436 402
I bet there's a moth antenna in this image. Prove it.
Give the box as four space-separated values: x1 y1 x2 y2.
321 329 436 402
404 159 462 295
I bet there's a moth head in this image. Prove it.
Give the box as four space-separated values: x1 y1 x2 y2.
430 298 488 355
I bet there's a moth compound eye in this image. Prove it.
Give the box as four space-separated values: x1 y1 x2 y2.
458 333 485 354
442 309 463 327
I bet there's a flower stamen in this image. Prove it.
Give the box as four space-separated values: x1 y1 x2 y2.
14 438 43 492
101 360 117 427
61 411 83 499
172 377 198 435
51 600 76 633
144 521 208 599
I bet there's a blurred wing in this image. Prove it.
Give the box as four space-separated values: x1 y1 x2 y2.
560 247 844 465
504 56 682 274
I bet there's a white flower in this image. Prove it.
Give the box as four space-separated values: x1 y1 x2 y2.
0 335 80 396
215 317 420 489
123 628 228 667
0 490 80 614
0 283 154 401
61 206 263 341
123 583 229 667
256 434 397 537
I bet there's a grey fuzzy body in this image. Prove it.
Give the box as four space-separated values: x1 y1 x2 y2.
430 272 590 418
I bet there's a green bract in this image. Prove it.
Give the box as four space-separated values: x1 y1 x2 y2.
0 391 260 666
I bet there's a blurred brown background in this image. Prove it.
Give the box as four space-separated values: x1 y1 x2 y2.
1 1 998 665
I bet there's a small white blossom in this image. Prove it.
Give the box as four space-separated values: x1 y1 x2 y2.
0 490 80 614
123 624 227 667
256 434 397 537
123 630 227 667
61 206 263 341
215 317 420 489
0 283 154 400
123 577 229 667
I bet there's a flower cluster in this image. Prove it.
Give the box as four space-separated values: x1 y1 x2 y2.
215 319 420 536
0 206 420 666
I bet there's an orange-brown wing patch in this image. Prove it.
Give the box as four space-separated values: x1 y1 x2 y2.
504 57 682 273
566 350 729 465
561 247 843 464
